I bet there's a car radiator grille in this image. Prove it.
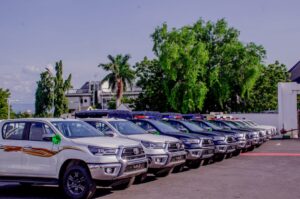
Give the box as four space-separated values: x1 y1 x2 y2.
121 147 146 160
167 142 184 152
202 139 214 147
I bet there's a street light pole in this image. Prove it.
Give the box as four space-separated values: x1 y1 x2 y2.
7 99 19 119
7 99 10 119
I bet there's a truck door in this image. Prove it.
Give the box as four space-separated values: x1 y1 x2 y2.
0 122 27 176
21 122 58 178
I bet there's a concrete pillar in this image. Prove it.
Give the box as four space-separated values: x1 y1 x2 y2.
278 82 300 138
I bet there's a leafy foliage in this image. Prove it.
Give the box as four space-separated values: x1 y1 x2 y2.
152 23 209 113
0 88 10 119
245 61 290 112
134 57 170 111
140 18 267 113
54 60 72 117
99 54 135 108
35 71 54 117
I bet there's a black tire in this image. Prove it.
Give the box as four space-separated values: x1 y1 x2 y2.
214 154 225 162
225 153 233 159
248 145 255 151
241 148 247 153
154 168 173 177
233 149 241 156
112 177 134 190
61 165 96 199
203 158 212 165
134 173 148 184
187 159 202 169
173 164 185 173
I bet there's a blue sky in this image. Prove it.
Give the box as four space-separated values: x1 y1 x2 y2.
1 0 300 111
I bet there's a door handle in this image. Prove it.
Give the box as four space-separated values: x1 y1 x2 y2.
23 146 32 150
0 145 3 150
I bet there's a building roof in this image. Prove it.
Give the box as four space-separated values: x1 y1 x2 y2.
289 61 300 83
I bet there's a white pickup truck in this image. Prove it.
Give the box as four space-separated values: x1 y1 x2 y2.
0 118 148 199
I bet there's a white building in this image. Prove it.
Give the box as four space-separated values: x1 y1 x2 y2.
66 81 141 113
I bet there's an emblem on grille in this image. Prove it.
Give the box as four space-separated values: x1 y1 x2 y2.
133 148 139 155
176 143 180 149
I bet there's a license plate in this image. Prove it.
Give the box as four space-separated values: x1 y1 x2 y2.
171 155 185 162
125 163 146 172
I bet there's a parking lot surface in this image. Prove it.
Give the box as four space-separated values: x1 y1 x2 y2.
1 139 300 199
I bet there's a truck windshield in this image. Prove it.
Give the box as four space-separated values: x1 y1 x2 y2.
226 121 242 128
181 121 204 132
150 120 181 133
52 121 105 138
109 121 147 135
203 121 223 130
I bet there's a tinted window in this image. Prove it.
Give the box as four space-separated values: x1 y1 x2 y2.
180 121 204 132
149 120 180 133
2 122 26 140
29 122 55 141
87 121 113 135
109 121 146 135
52 121 104 138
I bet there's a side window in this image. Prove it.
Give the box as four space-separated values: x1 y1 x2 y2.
95 122 112 134
2 122 26 140
29 122 55 141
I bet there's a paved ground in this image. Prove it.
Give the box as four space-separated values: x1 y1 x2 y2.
1 139 300 199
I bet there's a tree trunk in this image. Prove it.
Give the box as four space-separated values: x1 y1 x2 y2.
116 78 123 108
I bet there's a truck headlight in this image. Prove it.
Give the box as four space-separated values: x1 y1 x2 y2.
88 146 119 156
141 141 166 149
180 138 200 144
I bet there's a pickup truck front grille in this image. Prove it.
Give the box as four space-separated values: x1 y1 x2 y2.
202 139 214 147
167 142 184 152
121 147 146 160
226 136 234 143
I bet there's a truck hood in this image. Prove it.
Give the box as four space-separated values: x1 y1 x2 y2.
127 134 179 143
71 137 140 148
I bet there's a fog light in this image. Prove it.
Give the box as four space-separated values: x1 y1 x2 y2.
105 167 115 174
155 158 164 163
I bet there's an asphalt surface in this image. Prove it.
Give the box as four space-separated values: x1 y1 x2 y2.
1 139 300 199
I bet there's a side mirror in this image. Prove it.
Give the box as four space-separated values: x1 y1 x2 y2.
42 134 54 142
204 127 212 131
148 129 160 135
105 131 115 137
179 128 188 133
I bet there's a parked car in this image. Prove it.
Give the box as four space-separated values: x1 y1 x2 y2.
209 120 261 151
131 117 215 168
241 120 276 139
162 118 236 161
228 120 267 144
0 118 148 199
190 119 252 155
82 118 187 179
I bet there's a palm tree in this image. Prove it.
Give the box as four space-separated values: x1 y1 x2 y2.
98 54 135 108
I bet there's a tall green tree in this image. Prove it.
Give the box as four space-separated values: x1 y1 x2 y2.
99 54 135 108
134 57 170 111
0 88 11 119
54 60 72 117
245 61 290 112
35 71 54 117
150 18 266 113
152 24 209 113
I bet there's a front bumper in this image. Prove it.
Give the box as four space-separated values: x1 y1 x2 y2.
215 144 236 154
88 158 148 181
186 148 202 160
147 150 187 169
201 147 215 159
